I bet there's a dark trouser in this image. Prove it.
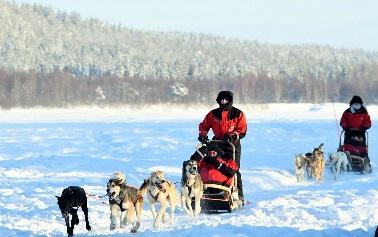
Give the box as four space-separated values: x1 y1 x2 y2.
234 142 243 200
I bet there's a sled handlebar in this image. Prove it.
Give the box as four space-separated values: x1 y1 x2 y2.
339 130 369 151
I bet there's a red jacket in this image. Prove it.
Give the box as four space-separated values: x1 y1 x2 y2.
199 156 239 186
199 107 247 139
340 107 371 130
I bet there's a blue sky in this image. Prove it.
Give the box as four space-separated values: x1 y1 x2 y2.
12 0 378 51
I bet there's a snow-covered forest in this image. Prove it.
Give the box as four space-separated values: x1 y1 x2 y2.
1 1 378 107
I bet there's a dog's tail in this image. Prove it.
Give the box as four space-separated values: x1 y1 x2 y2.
138 179 149 197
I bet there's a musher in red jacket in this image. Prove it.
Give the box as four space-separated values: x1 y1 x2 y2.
198 91 247 203
340 95 371 156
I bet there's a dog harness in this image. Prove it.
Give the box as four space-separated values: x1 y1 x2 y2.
111 184 140 212
148 180 171 202
296 162 304 170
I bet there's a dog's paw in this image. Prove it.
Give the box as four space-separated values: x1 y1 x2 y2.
67 228 74 237
131 222 140 233
194 210 201 217
185 210 193 217
109 225 116 231
86 224 91 231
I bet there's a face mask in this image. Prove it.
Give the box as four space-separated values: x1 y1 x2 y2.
352 103 361 110
220 98 229 105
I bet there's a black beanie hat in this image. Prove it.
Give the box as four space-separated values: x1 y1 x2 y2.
206 143 224 157
349 95 363 105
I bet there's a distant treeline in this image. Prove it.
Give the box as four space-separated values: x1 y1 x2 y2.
2 0 378 108
1 70 378 108
2 1 378 82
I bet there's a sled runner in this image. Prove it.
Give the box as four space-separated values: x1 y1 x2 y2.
338 130 372 174
193 140 243 213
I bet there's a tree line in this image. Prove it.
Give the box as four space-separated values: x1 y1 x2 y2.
1 1 378 83
1 69 377 109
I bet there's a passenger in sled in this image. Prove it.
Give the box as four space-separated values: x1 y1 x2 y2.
190 140 243 212
198 143 238 189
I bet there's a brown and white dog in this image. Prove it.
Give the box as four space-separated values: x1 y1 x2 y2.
140 170 177 228
181 160 203 217
308 143 325 182
106 173 146 233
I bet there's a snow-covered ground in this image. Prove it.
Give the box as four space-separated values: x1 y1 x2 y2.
0 103 377 237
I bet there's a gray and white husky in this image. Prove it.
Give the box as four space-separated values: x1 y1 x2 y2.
329 151 351 180
294 154 308 182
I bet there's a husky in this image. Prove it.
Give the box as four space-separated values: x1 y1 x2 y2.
329 151 352 180
140 170 177 228
56 186 91 237
309 143 325 182
181 160 203 217
294 154 307 182
106 173 146 233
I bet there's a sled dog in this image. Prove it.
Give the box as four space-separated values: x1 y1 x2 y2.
309 143 325 182
140 170 177 228
181 159 203 217
106 175 146 233
329 151 352 180
302 153 314 179
56 186 91 237
294 154 307 182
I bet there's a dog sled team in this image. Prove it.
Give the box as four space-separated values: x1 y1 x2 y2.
55 93 373 236
294 95 372 182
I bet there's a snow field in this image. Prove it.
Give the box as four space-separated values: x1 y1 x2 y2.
0 104 377 236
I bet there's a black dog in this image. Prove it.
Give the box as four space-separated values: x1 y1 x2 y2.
56 186 91 237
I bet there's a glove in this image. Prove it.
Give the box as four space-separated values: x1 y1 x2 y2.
203 155 218 165
225 133 239 143
109 195 121 205
198 135 209 144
